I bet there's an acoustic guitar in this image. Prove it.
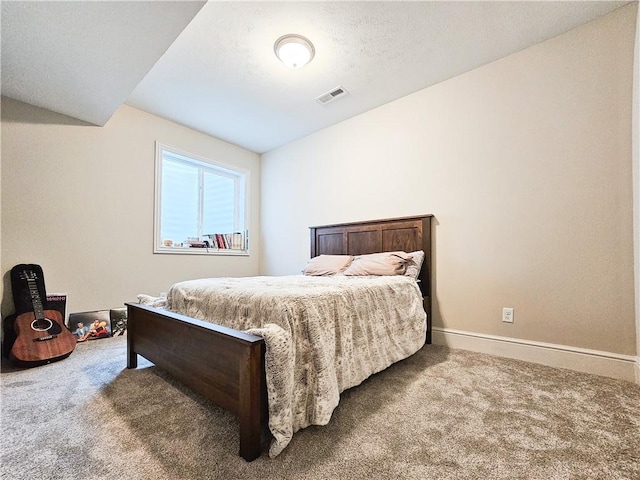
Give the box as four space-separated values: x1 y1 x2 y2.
10 269 76 366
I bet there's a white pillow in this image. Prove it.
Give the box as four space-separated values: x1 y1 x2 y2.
404 250 425 280
137 293 167 308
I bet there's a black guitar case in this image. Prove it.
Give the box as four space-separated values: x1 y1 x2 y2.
2 264 49 358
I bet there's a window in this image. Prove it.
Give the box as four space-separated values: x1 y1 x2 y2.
154 143 249 255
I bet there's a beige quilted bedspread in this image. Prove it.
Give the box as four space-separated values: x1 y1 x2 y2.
166 275 426 457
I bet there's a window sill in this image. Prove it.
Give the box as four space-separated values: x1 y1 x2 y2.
154 247 249 256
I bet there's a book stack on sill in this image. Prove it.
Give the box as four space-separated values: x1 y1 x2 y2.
203 232 246 250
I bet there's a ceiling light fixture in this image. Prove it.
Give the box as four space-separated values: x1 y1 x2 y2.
274 34 315 69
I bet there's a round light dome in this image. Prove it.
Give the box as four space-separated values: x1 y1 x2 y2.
274 34 315 69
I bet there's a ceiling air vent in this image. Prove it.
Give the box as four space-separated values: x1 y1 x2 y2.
315 86 348 105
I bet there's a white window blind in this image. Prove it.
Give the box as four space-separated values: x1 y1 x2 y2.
161 158 199 242
154 143 248 255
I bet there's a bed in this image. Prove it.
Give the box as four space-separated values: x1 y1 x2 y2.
126 214 433 461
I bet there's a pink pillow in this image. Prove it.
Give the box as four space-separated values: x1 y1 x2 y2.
343 251 411 276
303 255 353 276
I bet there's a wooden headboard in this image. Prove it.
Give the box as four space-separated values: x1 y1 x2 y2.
310 214 433 343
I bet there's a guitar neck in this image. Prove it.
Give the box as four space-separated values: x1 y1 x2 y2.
26 277 45 320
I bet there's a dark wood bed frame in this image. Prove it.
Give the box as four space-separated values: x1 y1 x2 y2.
126 214 433 461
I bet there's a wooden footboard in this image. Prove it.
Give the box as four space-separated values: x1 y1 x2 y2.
126 302 267 461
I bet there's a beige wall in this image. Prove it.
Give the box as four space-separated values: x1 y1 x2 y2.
261 5 638 356
1 100 260 315
633 2 640 380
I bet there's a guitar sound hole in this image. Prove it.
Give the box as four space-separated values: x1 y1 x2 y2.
31 318 53 332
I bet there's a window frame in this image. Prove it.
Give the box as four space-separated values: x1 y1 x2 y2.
153 142 250 256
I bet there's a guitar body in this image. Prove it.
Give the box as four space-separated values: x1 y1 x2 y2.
11 309 76 365
8 265 76 367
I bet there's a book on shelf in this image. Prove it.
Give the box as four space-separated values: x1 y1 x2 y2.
206 231 246 250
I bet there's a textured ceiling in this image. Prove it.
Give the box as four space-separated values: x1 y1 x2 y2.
1 1 631 153
1 1 205 125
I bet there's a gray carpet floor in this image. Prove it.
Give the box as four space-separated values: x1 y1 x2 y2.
1 335 639 480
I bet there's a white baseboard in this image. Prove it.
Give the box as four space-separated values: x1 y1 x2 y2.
432 327 637 383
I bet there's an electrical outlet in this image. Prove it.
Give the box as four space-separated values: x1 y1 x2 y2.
502 307 514 323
